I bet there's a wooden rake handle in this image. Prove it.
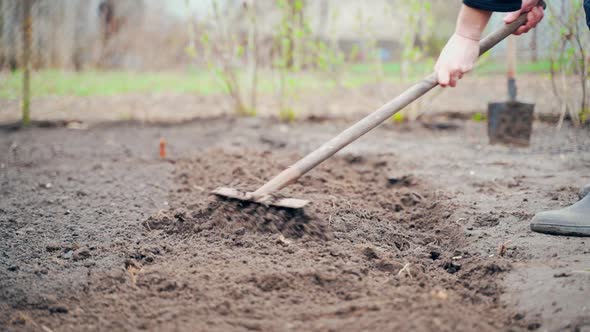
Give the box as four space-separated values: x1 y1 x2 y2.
252 10 536 198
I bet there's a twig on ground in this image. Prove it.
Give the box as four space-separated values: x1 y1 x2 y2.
126 265 140 288
411 192 424 201
41 325 54 332
397 263 412 279
277 234 291 246
498 239 512 257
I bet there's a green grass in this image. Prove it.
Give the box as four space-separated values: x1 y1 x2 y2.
471 112 487 122
0 60 553 100
349 62 403 75
474 59 553 75
0 69 380 100
349 59 553 76
0 70 222 99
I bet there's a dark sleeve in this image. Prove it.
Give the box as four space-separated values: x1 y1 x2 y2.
463 0 522 12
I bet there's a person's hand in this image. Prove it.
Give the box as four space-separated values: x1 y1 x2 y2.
434 33 479 88
504 0 545 35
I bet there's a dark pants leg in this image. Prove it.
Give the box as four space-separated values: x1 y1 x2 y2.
585 0 590 28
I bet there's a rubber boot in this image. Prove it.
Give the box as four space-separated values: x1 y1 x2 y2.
531 193 590 237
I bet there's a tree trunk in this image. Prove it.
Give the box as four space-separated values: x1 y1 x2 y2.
286 0 295 69
73 1 91 71
530 27 538 62
22 0 32 127
0 0 4 70
8 0 21 72
247 1 258 113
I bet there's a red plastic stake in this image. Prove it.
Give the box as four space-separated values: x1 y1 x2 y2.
159 138 166 158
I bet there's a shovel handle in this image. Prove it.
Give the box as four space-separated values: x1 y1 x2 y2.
507 36 517 80
252 10 536 198
507 36 518 100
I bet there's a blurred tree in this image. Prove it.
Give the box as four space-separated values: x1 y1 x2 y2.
397 0 434 78
2 0 22 72
196 0 256 115
98 0 115 65
279 0 306 69
314 3 345 88
99 0 115 44
72 1 91 71
0 0 4 70
97 0 146 68
22 0 33 127
245 0 259 114
274 0 314 120
547 0 589 126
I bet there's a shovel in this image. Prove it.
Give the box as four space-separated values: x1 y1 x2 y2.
487 35 535 146
213 9 540 209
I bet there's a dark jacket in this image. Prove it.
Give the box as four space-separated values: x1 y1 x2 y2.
470 0 590 28
465 0 590 29
463 0 521 12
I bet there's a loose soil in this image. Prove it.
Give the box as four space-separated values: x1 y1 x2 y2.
0 116 589 331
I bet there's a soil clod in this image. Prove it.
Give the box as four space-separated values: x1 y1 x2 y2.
443 261 462 274
387 174 416 186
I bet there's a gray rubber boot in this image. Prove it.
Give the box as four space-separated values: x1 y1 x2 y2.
531 194 590 236
580 184 590 199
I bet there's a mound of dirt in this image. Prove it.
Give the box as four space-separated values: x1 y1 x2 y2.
145 149 452 250
145 199 329 239
133 149 527 330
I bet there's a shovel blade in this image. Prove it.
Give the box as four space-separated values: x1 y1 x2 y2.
212 187 310 209
487 101 534 147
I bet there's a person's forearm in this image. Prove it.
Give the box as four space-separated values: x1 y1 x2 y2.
455 4 492 41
